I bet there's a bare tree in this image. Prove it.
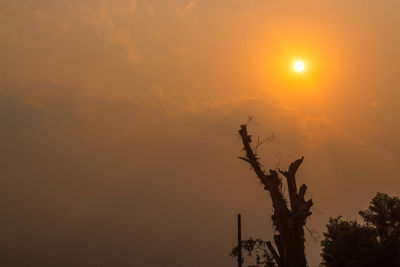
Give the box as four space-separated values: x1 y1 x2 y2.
237 124 313 267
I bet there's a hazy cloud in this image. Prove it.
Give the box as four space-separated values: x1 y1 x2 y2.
68 0 140 61
2 1 400 266
175 1 196 15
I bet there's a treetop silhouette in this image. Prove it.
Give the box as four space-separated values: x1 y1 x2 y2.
235 124 313 267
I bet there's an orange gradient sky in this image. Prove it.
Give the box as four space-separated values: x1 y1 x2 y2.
1 1 400 266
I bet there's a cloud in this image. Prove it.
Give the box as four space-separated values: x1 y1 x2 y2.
370 100 379 108
175 1 196 15
35 10 44 21
0 79 81 127
170 44 191 57
2 1 400 265
0 92 42 129
146 4 154 16
107 0 136 14
59 23 70 32
67 0 140 61
1 75 400 266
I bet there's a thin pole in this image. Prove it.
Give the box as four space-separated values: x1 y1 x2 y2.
237 213 242 267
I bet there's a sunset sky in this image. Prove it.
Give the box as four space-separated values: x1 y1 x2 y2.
2 1 400 266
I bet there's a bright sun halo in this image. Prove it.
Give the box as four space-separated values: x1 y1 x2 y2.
293 60 305 72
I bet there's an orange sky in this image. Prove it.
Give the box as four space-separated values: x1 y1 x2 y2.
2 1 400 266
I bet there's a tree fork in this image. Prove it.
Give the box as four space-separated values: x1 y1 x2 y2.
238 124 313 267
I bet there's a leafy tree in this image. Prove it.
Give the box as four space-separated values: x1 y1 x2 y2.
360 193 400 266
320 217 379 267
321 193 400 267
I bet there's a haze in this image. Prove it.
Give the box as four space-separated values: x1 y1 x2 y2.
1 1 400 266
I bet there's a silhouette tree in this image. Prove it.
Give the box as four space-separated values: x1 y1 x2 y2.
320 217 379 267
233 124 313 267
321 193 400 267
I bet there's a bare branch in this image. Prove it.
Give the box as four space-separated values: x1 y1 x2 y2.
288 156 304 176
237 156 251 164
238 124 266 182
298 184 308 202
266 241 281 267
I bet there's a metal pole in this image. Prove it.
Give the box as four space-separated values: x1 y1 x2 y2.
238 213 242 267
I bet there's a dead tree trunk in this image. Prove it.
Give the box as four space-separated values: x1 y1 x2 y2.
238 124 313 267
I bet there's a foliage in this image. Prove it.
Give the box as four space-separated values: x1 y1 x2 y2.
321 193 400 267
231 238 277 267
360 192 400 266
320 217 379 267
359 192 400 239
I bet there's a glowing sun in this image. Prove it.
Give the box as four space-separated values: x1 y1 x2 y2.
293 60 305 72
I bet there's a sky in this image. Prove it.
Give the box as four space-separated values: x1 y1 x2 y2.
1 0 400 266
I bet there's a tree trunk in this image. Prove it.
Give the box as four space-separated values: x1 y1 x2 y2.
238 124 312 267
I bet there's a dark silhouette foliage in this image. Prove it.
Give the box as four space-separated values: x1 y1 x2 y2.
320 217 379 267
321 193 400 267
231 238 276 267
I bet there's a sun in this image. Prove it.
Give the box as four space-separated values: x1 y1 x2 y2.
293 60 305 72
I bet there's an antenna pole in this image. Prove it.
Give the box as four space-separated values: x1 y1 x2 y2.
237 213 242 267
